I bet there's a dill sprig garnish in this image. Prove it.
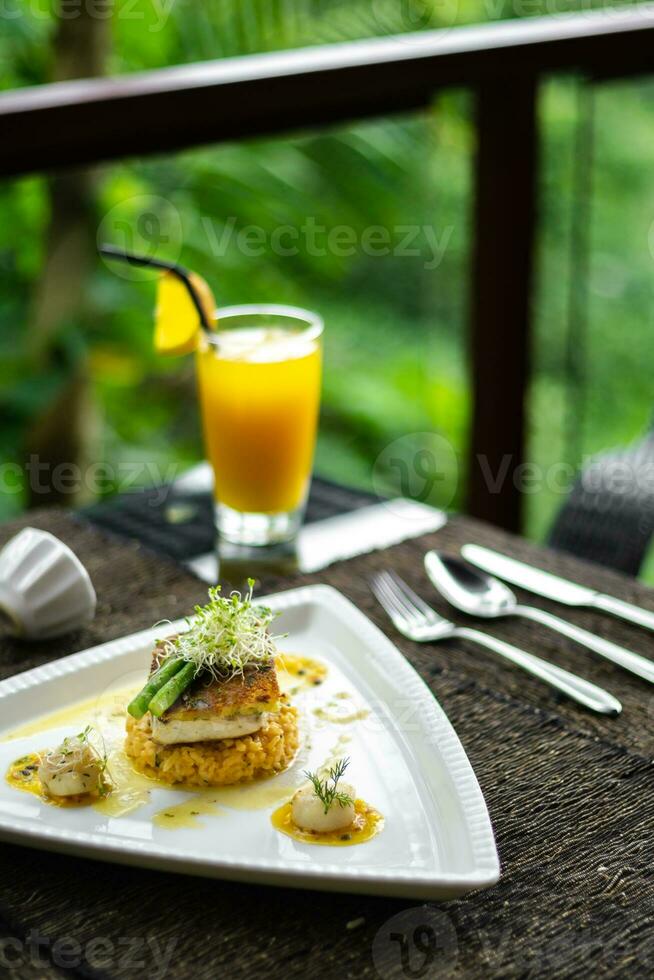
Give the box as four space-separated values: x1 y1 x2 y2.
165 579 280 682
304 758 354 814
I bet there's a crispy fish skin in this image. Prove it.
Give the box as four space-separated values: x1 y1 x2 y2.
150 641 280 722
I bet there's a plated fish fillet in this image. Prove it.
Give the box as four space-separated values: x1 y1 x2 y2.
149 640 281 745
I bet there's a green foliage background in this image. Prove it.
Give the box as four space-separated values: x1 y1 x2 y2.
1 0 653 575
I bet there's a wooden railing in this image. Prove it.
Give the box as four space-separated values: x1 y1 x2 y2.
2 7 654 531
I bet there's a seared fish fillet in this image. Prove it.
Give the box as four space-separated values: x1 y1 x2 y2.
149 640 281 745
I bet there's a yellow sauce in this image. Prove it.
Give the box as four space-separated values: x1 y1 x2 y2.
313 692 370 726
153 794 222 829
322 734 352 767
1 685 139 742
93 749 155 818
6 752 97 809
207 776 303 811
275 654 327 695
151 775 307 829
271 798 384 847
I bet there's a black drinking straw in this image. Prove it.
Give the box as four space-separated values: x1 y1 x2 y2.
98 244 213 334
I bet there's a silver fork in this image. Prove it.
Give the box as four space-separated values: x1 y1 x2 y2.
370 570 622 716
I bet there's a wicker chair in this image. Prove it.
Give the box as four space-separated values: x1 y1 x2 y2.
548 429 654 577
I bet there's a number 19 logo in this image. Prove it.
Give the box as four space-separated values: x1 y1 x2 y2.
372 907 458 979
373 432 459 513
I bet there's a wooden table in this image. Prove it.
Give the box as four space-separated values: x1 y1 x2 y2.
0 505 652 979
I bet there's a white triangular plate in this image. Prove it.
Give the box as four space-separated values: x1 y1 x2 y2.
0 585 499 900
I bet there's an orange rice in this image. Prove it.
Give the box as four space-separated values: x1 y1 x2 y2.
125 700 298 787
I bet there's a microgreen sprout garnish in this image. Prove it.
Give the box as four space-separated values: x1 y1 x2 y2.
127 582 282 719
304 758 354 815
165 579 281 683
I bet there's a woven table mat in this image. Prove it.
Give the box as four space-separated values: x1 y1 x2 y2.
0 509 652 979
80 475 378 563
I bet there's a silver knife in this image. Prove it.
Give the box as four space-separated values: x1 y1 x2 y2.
462 544 654 633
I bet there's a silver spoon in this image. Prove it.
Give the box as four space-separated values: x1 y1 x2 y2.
371 570 621 716
425 551 654 684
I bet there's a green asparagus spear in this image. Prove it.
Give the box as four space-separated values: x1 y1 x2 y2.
127 656 186 719
148 662 197 718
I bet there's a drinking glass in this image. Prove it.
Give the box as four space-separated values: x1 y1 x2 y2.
196 305 323 546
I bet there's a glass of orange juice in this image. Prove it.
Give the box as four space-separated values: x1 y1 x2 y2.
196 305 323 546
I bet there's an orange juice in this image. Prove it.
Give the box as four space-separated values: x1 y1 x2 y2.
196 324 322 515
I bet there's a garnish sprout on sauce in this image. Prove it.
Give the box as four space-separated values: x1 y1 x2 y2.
37 726 113 801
